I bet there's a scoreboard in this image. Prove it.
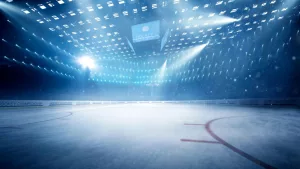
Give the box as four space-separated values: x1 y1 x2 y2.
132 20 160 43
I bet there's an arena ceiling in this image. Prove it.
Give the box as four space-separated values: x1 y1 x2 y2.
0 0 299 85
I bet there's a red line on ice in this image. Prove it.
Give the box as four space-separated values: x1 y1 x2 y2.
180 139 220 144
205 117 277 169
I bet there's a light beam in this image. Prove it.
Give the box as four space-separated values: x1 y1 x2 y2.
175 43 208 68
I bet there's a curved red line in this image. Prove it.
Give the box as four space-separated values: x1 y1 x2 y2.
205 117 277 169
181 139 220 144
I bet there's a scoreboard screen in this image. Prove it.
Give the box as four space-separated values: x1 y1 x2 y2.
132 20 160 43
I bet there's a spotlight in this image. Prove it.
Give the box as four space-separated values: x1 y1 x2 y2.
212 17 239 25
77 56 96 69
158 60 167 80
187 15 239 28
178 42 208 65
167 42 208 74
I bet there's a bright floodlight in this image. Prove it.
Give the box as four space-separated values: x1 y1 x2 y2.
212 17 239 25
158 60 167 81
188 15 239 27
77 56 96 69
175 43 208 67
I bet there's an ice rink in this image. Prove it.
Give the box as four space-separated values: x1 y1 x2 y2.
0 103 299 169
